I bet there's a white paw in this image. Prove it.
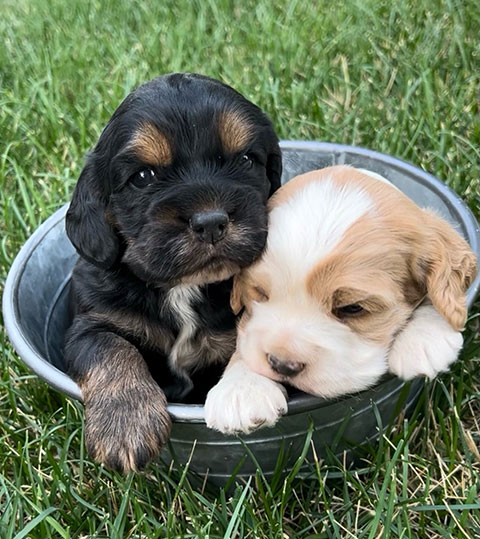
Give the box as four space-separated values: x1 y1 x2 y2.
388 305 463 380
204 362 288 434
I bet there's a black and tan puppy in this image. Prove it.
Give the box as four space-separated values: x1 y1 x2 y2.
64 73 281 472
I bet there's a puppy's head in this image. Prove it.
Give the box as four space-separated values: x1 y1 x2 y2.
232 166 477 398
66 73 282 285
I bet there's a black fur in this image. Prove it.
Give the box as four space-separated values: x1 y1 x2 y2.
64 73 281 472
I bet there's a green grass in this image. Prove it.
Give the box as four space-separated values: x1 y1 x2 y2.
1 0 479 537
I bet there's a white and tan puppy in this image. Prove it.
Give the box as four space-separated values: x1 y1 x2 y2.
205 166 477 434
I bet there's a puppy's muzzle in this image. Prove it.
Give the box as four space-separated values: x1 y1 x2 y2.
190 210 229 244
267 354 306 376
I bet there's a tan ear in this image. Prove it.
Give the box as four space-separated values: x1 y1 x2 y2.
230 274 247 315
231 271 270 315
413 210 477 331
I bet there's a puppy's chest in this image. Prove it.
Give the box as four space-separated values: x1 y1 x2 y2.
163 284 236 375
164 285 203 369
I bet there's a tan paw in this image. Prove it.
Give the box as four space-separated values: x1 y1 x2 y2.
84 382 171 473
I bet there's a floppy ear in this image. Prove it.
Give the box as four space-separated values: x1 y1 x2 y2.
230 275 246 315
231 272 269 316
230 273 257 315
266 143 282 196
66 158 120 269
412 210 477 331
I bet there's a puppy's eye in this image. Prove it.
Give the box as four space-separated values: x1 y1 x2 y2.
130 168 156 188
252 285 269 302
241 154 254 169
333 304 366 318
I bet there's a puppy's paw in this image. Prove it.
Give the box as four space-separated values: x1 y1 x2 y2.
204 362 288 434
84 382 171 473
388 305 463 380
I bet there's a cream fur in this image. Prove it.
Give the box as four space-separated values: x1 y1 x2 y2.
388 304 463 379
204 360 288 434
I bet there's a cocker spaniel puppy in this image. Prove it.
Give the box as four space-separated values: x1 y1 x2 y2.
205 166 477 434
64 73 281 472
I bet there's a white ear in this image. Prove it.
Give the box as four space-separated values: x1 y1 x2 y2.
388 303 463 380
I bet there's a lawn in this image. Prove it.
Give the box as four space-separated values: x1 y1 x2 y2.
1 0 479 537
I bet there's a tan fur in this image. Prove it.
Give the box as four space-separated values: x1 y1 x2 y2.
179 263 241 286
268 165 397 209
306 253 413 346
218 110 254 154
129 122 173 166
89 311 175 352
79 340 171 473
230 275 246 315
270 165 476 331
181 329 237 371
411 209 477 330
231 270 270 315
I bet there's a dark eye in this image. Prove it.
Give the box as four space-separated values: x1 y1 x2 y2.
241 154 254 168
130 168 156 188
333 304 366 318
252 285 269 302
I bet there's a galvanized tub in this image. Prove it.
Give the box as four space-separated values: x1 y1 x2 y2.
3 142 480 485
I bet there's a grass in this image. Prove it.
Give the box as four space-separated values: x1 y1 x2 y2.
1 0 479 536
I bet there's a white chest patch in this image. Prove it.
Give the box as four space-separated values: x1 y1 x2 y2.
266 177 375 281
164 284 202 378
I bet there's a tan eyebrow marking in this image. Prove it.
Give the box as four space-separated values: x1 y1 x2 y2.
217 110 254 154
129 122 172 166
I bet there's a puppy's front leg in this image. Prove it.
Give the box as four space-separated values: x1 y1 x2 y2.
388 303 463 380
204 351 288 434
65 314 171 473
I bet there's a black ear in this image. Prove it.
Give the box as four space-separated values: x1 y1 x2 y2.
66 157 120 269
266 143 282 196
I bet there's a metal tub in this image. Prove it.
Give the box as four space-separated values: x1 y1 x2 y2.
3 142 480 485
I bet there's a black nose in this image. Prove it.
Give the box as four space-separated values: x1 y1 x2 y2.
268 355 306 376
190 210 229 244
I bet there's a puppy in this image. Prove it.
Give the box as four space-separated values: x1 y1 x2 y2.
64 73 282 472
205 165 477 434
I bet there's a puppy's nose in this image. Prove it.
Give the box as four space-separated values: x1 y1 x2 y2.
190 210 229 244
267 354 306 376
